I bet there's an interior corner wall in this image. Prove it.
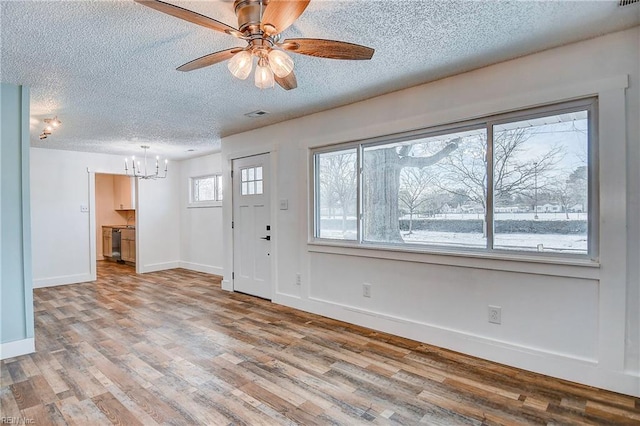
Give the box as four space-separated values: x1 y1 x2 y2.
221 27 640 397
136 164 181 273
1 83 35 359
29 148 181 286
178 152 224 275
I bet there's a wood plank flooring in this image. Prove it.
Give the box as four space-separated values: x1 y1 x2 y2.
1 261 639 425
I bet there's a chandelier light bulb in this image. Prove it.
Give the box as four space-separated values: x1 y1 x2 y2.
254 58 274 89
228 50 253 80
268 49 294 78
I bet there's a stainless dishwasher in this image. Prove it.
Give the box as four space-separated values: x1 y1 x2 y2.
112 228 122 262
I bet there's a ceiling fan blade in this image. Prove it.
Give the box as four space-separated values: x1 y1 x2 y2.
177 48 242 72
261 0 310 36
275 70 298 90
280 38 374 60
134 0 243 38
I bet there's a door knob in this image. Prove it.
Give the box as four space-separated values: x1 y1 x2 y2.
260 236 271 241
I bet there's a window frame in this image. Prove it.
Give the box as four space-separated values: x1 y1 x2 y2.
188 174 223 208
311 97 598 262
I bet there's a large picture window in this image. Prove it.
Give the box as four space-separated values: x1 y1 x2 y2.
312 99 596 259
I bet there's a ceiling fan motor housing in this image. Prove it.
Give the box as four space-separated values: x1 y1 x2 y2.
234 0 270 34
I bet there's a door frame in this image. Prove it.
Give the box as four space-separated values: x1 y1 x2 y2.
88 170 140 281
228 151 277 299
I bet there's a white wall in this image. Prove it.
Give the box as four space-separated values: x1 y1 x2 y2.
221 28 640 397
30 148 181 285
179 153 224 275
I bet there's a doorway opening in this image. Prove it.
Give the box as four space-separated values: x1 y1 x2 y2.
93 173 138 278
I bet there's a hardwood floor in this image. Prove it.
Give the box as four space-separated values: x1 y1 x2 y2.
1 262 639 425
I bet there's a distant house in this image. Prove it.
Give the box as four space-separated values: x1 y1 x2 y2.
536 204 562 213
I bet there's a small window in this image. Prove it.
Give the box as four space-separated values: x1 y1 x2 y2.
241 166 263 195
190 174 223 206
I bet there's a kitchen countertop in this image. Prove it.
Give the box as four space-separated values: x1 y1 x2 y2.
103 225 135 229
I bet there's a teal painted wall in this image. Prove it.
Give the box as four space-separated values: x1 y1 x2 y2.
1 83 34 345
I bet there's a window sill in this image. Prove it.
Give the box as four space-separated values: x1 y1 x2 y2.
307 240 600 280
187 201 222 209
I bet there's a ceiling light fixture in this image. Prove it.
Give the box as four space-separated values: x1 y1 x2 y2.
39 116 62 140
135 0 375 91
124 145 168 180
228 46 292 89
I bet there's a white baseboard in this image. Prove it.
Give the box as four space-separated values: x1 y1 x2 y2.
0 338 35 360
33 273 93 288
179 261 223 276
140 261 180 273
273 292 640 398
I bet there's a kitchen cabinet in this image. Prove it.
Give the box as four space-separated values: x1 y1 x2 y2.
113 175 135 210
102 227 112 258
121 229 136 263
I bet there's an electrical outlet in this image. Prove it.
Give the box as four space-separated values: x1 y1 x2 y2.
80 205 89 212
295 273 301 286
363 283 371 298
488 305 502 324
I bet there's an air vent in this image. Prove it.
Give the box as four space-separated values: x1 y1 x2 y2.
619 0 639 6
244 110 270 118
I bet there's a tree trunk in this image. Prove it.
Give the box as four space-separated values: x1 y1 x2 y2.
408 210 414 235
362 141 459 243
364 148 403 242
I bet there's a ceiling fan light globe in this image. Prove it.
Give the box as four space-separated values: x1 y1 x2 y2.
228 50 253 80
268 49 294 78
255 63 275 89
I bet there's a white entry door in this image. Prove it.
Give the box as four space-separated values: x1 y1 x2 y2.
232 153 271 299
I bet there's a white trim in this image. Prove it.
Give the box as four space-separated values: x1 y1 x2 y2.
33 273 93 288
179 261 223 276
221 279 233 291
308 244 600 280
88 171 97 282
0 338 34 360
186 202 222 209
139 261 180 273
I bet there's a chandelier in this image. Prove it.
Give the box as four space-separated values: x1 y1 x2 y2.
39 116 62 140
124 145 168 180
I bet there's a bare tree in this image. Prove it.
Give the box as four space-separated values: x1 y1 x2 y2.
318 151 357 233
551 166 588 219
435 128 563 233
399 167 433 235
363 141 458 242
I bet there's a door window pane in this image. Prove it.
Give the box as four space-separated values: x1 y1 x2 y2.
493 111 589 254
241 167 263 196
316 148 358 240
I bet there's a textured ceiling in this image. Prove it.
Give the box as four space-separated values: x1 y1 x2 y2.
1 0 638 160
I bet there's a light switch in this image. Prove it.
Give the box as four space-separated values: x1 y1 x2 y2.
279 199 288 210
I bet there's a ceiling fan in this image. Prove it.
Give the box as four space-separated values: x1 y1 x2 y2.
134 0 375 90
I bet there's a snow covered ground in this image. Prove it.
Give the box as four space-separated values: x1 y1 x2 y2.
318 229 588 254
